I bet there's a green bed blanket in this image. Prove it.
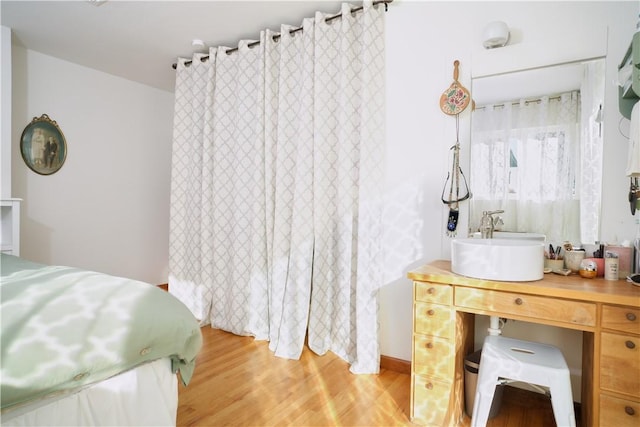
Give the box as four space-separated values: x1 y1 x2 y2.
0 254 202 411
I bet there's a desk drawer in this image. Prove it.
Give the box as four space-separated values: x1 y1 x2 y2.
415 281 452 305
600 332 640 396
414 301 453 337
413 334 453 379
455 287 596 327
600 394 640 426
602 305 640 334
412 374 452 426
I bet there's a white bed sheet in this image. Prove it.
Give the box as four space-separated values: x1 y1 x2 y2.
1 358 177 426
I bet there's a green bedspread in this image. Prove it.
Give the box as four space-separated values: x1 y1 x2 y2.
0 254 202 411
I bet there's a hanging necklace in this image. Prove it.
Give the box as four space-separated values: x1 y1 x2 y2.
441 114 470 236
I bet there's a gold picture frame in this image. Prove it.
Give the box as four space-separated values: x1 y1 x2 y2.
20 114 67 175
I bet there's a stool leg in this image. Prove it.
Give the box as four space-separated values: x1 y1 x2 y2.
548 372 576 427
471 373 499 427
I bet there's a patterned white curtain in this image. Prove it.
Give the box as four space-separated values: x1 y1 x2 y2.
169 1 385 373
470 91 581 243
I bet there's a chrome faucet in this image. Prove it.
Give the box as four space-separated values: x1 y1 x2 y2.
479 210 505 238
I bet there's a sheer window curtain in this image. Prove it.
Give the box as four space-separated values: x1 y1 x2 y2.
169 1 385 374
579 60 605 245
470 91 581 243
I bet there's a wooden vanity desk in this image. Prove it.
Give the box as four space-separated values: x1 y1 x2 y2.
408 260 640 427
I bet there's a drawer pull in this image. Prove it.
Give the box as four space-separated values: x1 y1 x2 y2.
625 406 635 416
425 382 433 390
427 309 435 316
625 340 636 349
427 287 435 295
627 312 637 322
425 342 433 349
515 298 523 305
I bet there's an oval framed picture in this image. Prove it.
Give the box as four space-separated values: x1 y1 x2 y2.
20 114 67 175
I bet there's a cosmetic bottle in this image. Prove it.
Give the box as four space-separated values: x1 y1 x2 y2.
604 251 619 281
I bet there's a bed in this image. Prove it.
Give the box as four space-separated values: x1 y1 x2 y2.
0 254 202 426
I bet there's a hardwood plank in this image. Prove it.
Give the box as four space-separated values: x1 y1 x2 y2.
177 327 411 426
178 326 578 426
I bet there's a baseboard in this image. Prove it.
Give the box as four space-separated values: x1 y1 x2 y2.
380 355 411 374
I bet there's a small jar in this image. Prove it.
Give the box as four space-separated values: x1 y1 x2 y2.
578 259 597 279
564 250 585 273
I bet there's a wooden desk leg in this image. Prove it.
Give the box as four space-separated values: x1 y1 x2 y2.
582 331 595 427
453 311 475 426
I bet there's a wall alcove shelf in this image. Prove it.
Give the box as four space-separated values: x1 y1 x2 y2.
0 198 21 256
619 32 640 119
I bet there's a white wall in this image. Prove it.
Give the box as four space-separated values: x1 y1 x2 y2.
381 0 637 399
1 25 12 198
11 47 174 285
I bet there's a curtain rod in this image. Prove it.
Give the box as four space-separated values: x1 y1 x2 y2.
171 0 393 70
474 92 580 111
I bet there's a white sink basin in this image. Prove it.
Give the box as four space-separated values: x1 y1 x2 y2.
451 238 545 282
470 231 546 241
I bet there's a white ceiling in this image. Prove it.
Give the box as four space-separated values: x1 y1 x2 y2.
1 0 348 92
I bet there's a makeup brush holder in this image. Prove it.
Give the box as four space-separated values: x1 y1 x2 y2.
545 259 564 271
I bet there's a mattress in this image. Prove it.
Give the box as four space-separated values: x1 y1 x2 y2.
0 254 202 423
1 358 177 426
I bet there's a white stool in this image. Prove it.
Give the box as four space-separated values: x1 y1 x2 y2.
471 335 576 427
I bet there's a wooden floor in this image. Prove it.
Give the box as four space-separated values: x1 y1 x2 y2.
177 327 571 426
